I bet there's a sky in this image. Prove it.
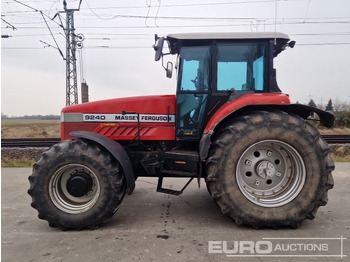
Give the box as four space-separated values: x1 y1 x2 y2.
1 0 350 116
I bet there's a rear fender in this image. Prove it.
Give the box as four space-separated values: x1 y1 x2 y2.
199 103 334 161
70 131 135 195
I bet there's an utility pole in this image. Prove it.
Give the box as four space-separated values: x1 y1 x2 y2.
65 9 78 106
61 0 83 106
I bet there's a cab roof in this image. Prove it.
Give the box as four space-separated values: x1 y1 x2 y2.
167 32 290 41
165 32 291 56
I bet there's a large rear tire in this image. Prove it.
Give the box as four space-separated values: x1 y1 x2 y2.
205 111 334 228
28 139 126 230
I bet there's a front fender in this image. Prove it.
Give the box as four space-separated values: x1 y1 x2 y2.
70 131 135 195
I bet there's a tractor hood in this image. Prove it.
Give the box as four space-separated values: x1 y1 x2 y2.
61 95 176 141
62 95 176 116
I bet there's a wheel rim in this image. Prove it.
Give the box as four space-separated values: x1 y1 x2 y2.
49 164 101 214
236 140 306 207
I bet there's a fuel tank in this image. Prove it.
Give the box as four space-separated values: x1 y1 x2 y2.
61 95 176 141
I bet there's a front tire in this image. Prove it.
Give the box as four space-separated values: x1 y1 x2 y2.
205 111 334 228
28 139 126 230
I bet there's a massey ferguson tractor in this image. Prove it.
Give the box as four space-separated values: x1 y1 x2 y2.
28 32 335 230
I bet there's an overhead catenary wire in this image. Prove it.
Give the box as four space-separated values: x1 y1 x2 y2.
1 18 18 30
5 19 350 31
2 0 311 9
3 1 350 48
2 0 349 113
11 0 63 27
3 41 350 50
40 10 64 58
5 31 350 38
8 0 65 56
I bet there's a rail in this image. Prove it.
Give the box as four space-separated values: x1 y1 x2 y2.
1 135 350 148
1 138 61 148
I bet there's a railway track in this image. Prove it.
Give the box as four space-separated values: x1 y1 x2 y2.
1 138 61 148
321 135 350 144
1 135 350 148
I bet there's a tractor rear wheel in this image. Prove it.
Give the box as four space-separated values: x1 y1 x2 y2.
205 111 334 228
28 139 126 230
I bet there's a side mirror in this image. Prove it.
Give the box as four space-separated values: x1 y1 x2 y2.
153 36 164 61
288 40 296 48
166 62 173 78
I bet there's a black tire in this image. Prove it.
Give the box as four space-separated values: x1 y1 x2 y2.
205 111 334 229
28 139 126 230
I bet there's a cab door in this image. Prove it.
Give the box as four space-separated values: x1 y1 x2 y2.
176 46 211 140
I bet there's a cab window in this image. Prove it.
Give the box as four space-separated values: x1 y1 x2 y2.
217 43 267 92
178 46 210 91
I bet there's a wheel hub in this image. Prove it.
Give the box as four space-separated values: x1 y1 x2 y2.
66 174 93 197
257 160 276 179
236 140 306 207
49 164 101 214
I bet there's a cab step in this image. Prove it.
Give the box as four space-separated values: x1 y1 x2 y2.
157 177 195 195
160 150 199 177
157 150 199 195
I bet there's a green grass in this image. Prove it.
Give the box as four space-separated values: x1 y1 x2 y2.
1 119 60 138
1 158 35 168
331 156 350 162
1 119 59 126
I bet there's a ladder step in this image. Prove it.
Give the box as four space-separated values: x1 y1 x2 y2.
156 177 195 196
156 187 183 196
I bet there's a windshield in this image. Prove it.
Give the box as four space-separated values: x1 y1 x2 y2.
217 43 267 92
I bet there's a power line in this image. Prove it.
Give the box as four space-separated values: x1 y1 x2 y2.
5 9 350 22
5 31 350 38
290 32 350 36
297 42 350 46
3 8 350 25
1 18 17 30
40 10 64 58
2 0 300 8
3 42 350 50
11 0 63 27
9 0 64 56
4 19 350 31
77 0 312 10
3 0 57 3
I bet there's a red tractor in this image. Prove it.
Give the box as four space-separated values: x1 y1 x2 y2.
28 32 335 230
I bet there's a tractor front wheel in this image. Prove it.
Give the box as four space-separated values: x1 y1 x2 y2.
205 111 334 228
28 139 126 230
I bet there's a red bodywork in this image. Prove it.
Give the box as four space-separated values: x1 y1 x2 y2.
204 93 290 133
61 95 176 141
61 93 290 141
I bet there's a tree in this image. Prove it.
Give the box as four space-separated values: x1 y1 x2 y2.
308 99 317 108
325 99 334 112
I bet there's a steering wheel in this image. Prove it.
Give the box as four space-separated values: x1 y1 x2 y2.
191 77 199 90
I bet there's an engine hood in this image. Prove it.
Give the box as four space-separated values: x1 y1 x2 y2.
62 95 176 115
60 95 177 141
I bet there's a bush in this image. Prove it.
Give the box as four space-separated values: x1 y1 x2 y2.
334 111 350 128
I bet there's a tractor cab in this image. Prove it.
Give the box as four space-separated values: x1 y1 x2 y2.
154 32 295 140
